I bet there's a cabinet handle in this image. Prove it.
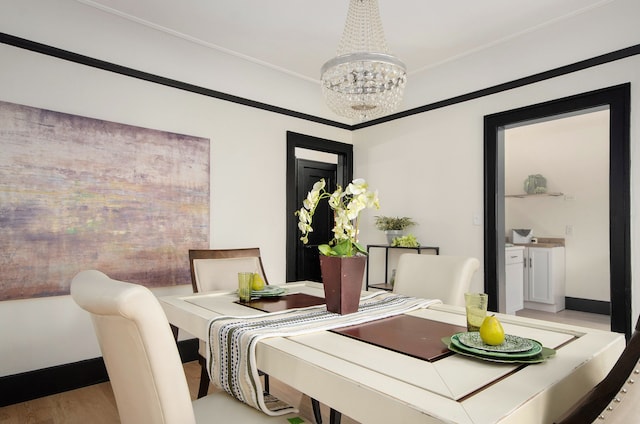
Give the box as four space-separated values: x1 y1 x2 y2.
510 255 518 259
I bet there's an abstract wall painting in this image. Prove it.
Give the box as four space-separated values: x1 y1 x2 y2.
0 101 210 300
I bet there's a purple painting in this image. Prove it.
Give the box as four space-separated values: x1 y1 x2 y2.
0 101 210 300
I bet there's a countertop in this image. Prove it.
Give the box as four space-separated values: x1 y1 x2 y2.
510 237 565 248
505 245 525 251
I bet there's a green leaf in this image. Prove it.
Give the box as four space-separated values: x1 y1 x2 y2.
331 240 352 256
318 244 334 256
354 242 367 255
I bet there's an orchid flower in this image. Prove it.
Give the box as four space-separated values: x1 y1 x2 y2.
295 178 380 257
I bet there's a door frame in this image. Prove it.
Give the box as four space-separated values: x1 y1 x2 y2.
483 83 631 338
286 131 353 282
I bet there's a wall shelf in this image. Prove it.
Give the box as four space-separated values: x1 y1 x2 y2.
505 192 564 199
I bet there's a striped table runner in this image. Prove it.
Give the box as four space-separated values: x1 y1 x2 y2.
207 291 441 415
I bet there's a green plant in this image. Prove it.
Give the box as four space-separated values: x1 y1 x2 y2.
391 234 420 247
374 216 416 231
296 178 380 257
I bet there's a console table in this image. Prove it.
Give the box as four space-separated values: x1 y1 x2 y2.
366 244 440 291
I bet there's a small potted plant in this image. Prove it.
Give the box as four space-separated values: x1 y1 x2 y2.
374 216 417 245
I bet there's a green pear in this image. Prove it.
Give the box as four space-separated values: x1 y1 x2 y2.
479 315 505 346
251 273 265 291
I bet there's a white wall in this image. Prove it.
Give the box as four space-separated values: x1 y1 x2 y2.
354 101 486 290
353 56 640 319
505 110 610 302
0 43 351 376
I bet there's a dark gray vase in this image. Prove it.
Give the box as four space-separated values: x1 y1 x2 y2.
319 255 366 315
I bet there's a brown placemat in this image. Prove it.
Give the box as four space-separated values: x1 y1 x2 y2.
332 315 467 362
236 293 326 313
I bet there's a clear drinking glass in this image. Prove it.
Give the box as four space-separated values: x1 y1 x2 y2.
464 292 488 332
238 272 253 302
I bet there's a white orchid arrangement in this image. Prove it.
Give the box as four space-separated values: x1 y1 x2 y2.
296 178 380 257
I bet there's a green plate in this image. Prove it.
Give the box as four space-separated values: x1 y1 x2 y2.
443 336 556 364
451 333 542 359
251 287 286 297
456 332 534 353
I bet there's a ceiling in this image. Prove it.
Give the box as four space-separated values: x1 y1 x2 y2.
78 0 611 84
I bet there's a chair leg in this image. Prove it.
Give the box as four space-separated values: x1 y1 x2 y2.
197 355 210 399
263 374 270 393
170 324 179 341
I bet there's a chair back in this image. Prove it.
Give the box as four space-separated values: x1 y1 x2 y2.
555 316 640 423
392 254 480 306
71 270 196 424
189 248 268 293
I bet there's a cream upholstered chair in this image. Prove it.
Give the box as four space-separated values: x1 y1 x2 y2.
392 254 480 306
555 315 640 424
189 248 269 293
189 249 327 423
189 248 270 398
70 270 298 424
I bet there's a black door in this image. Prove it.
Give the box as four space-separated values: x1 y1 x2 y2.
286 131 353 283
295 159 337 282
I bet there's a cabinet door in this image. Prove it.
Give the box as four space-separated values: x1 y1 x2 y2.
505 249 524 314
528 248 553 304
505 263 524 313
523 249 529 301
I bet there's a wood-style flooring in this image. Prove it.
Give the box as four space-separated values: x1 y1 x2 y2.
0 361 358 424
516 308 611 331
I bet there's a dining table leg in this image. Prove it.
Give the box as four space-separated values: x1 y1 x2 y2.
311 398 342 424
330 408 342 424
311 398 322 424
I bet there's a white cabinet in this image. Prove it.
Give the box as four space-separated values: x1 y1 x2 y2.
523 247 565 312
505 246 524 315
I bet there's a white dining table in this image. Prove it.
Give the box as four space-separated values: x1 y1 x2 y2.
159 281 625 424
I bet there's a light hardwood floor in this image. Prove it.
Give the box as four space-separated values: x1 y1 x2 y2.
516 308 611 331
0 361 357 424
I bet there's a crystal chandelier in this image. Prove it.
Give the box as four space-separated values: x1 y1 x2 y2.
321 0 407 121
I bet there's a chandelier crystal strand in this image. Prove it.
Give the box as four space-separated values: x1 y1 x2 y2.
337 0 388 55
321 0 407 121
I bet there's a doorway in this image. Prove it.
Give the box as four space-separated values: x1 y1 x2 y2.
483 84 631 338
295 159 338 282
286 131 353 282
505 109 611 329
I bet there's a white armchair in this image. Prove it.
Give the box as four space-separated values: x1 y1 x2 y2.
70 270 299 424
392 254 480 306
188 248 270 398
555 315 640 423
